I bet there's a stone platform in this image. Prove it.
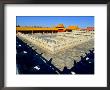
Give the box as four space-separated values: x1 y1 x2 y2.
17 31 94 71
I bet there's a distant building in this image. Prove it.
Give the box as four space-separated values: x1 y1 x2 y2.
56 24 65 32
86 27 94 31
16 24 94 33
80 27 94 31
81 28 87 31
67 26 79 30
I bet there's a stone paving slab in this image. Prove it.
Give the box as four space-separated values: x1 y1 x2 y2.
17 31 94 71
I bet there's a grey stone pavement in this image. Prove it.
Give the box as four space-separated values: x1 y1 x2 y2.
17 31 94 71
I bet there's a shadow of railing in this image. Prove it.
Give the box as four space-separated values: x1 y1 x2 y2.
16 36 94 74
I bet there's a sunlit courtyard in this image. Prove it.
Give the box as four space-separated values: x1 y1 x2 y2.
17 31 94 71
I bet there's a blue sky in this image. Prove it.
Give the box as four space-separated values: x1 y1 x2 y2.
16 16 94 28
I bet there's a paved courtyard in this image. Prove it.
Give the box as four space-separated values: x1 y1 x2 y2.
17 31 94 71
